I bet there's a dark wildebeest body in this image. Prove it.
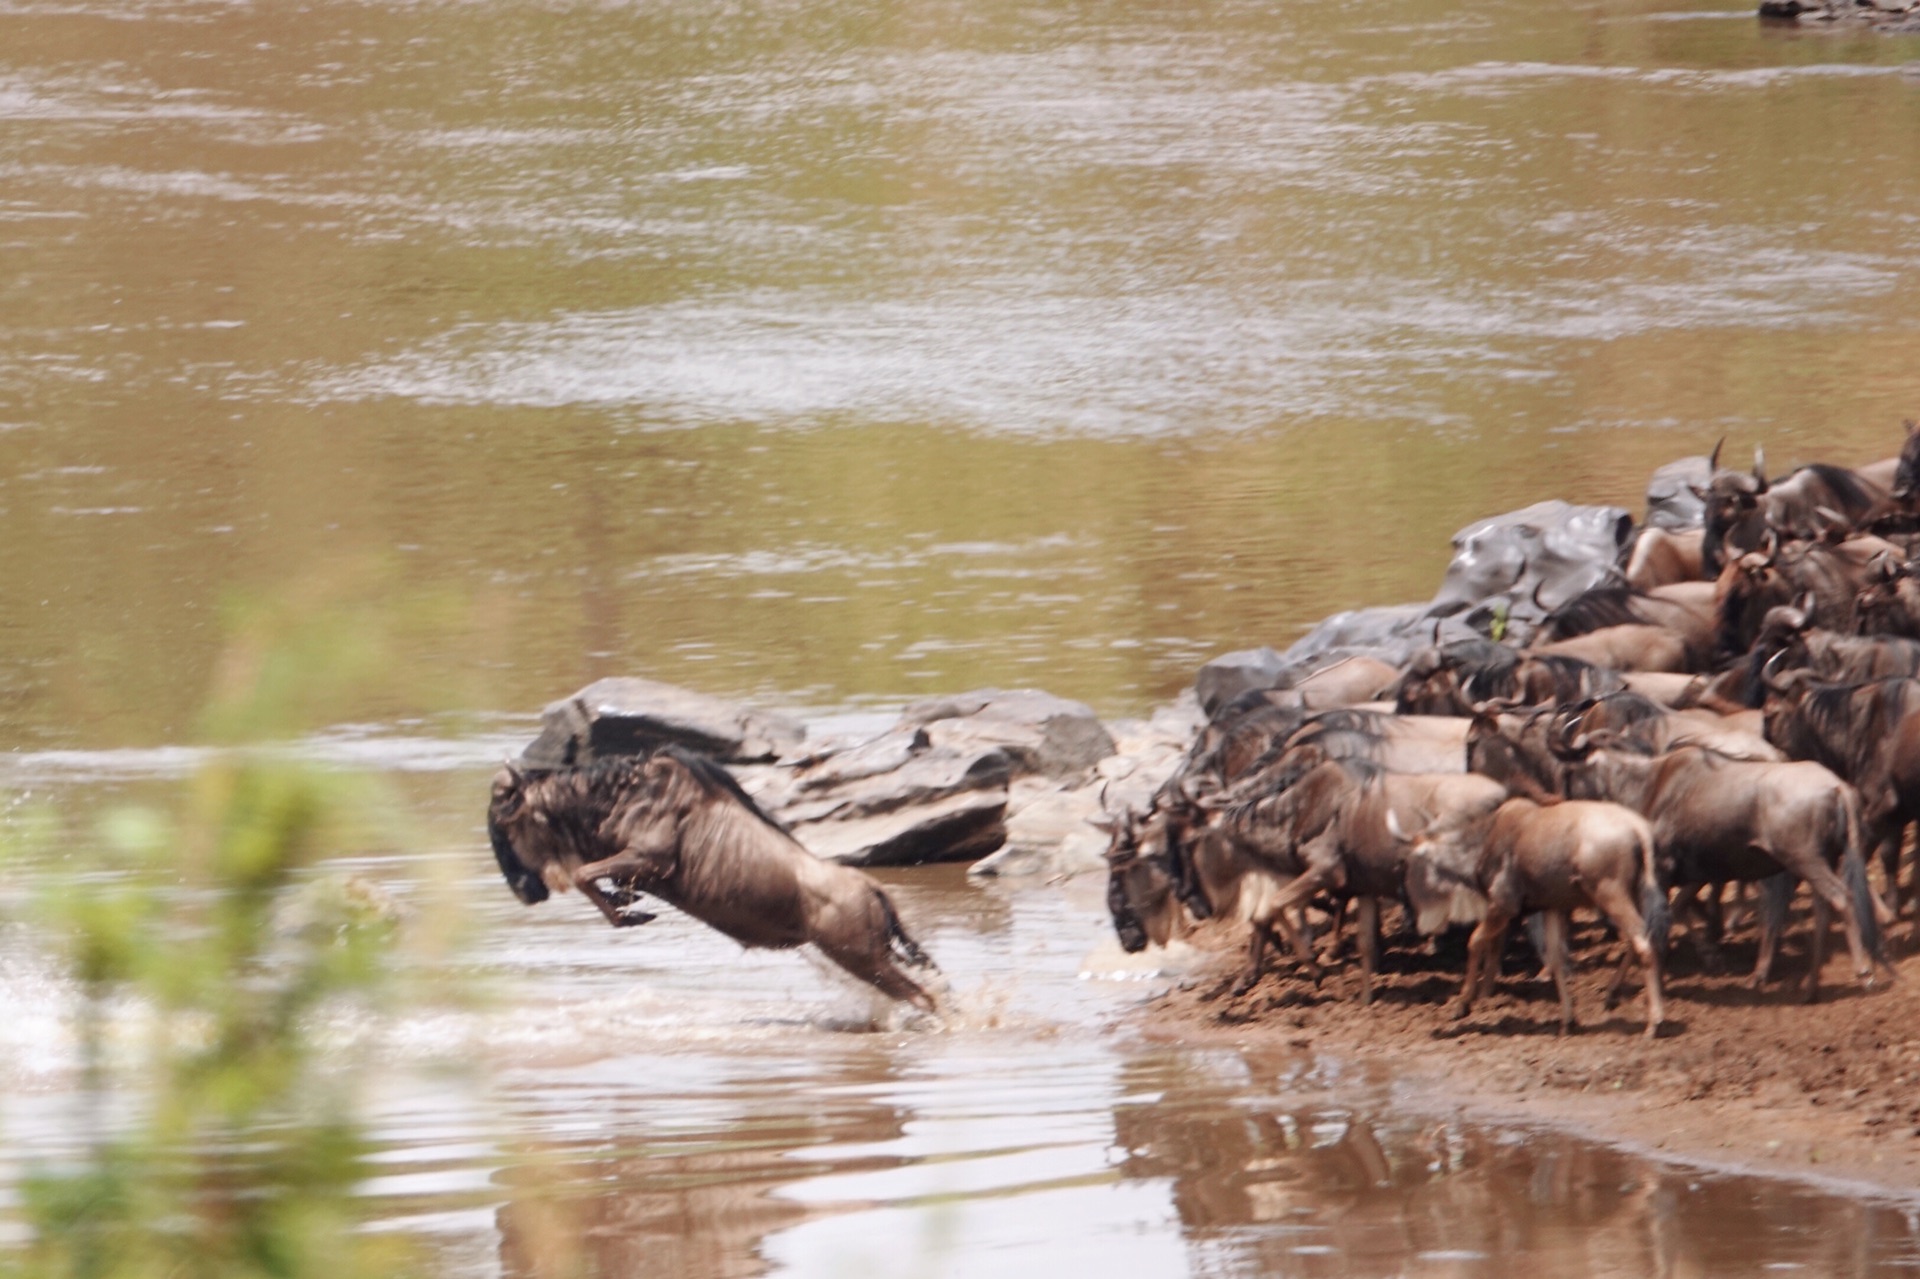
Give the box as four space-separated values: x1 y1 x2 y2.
1407 797 1667 1036
1465 719 1883 997
1559 692 1780 762
1211 759 1505 1002
1713 535 1902 661
1396 640 1625 716
1696 446 1890 575
1103 806 1311 993
1533 583 1716 669
487 750 941 1010
1751 604 1920 689
1762 672 1920 918
1854 560 1920 640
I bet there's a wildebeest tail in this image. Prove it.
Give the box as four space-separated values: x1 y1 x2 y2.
877 888 936 971
488 811 549 905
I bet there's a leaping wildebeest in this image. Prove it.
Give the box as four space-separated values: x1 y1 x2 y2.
487 748 942 1011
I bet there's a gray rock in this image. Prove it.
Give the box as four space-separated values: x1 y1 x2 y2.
969 781 1108 878
901 688 1116 779
520 676 804 768
1645 456 1711 531
788 788 1008 867
1428 499 1635 622
1192 648 1288 719
776 730 1016 824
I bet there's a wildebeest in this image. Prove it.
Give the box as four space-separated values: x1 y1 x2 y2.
1556 692 1780 762
1464 716 1885 996
1693 439 1892 575
1209 758 1507 1002
1752 601 1920 688
1533 582 1717 662
1395 639 1626 716
1623 526 1705 590
1101 803 1313 993
1761 665 1920 918
1712 533 1902 660
487 749 942 1010
1403 797 1667 1036
1890 420 1920 505
1854 557 1920 639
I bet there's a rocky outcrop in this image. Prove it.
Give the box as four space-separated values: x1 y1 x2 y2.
1645 456 1711 531
519 676 803 768
1427 499 1635 625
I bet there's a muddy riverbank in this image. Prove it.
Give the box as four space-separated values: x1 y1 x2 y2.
1137 910 1920 1202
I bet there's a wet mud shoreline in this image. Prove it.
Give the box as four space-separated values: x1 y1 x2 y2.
1132 913 1920 1202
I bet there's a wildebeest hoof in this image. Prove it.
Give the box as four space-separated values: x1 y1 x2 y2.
1445 1000 1469 1021
614 906 657 927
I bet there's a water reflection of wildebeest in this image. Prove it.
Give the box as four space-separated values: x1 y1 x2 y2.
487 748 942 1010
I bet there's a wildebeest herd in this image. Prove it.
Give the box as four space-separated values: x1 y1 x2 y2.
1106 428 1920 1036
487 426 1920 1037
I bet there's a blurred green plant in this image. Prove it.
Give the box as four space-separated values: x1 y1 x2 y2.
1 577 451 1279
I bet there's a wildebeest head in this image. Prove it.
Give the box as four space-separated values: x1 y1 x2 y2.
1464 711 1563 801
488 763 551 905
1100 809 1181 953
1853 554 1920 637
1394 639 1520 715
1894 419 1920 503
1691 440 1770 575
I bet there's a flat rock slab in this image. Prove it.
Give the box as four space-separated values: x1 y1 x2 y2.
900 688 1117 779
776 730 1017 824
788 787 1008 868
520 676 804 768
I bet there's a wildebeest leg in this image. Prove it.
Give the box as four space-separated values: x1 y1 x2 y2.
1540 911 1577 1035
1749 872 1793 989
1671 884 1727 974
1232 925 1269 996
572 847 675 929
1355 897 1381 1006
818 937 936 1012
1589 879 1665 1037
1870 821 1903 922
1804 894 1834 1005
1251 906 1323 989
1449 904 1515 1022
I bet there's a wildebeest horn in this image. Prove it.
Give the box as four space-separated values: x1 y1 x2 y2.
1759 647 1799 696
1708 435 1724 472
1761 528 1779 564
1753 445 1767 487
1385 807 1409 843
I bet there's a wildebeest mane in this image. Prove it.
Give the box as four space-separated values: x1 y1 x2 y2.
1802 463 1879 516
652 744 794 836
1538 587 1645 641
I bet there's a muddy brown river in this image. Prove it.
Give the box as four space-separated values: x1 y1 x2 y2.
5 0 1920 1272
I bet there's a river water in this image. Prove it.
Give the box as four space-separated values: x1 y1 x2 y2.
5 0 1920 1273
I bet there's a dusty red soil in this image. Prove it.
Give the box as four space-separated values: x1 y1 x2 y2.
1134 907 1920 1197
